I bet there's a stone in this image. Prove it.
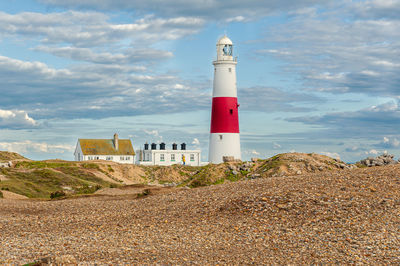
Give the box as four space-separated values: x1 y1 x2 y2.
223 156 235 162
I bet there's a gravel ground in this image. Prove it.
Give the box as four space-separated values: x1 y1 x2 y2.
1 165 400 264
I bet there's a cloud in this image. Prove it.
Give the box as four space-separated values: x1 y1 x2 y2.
35 46 173 64
143 129 159 137
0 11 205 47
273 142 281 149
244 149 260 156
286 101 400 137
376 136 400 148
320 151 340 160
0 140 74 154
345 146 361 152
353 0 400 19
39 0 332 21
256 1 400 97
0 109 38 129
192 138 200 145
366 149 379 155
239 86 323 112
0 55 211 119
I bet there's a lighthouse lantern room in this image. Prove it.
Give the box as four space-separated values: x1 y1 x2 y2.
209 35 241 163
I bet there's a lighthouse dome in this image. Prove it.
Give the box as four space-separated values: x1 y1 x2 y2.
217 35 233 45
216 35 234 61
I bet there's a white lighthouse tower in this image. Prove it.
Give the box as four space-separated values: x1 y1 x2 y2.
209 35 241 164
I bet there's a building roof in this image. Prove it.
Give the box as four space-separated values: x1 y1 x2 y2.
78 139 135 156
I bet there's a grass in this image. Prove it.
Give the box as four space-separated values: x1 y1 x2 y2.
15 161 76 169
107 165 115 172
0 165 113 199
0 151 26 162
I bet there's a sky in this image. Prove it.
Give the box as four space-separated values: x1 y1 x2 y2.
0 0 399 163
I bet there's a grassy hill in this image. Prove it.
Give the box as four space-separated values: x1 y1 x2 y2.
0 151 27 162
0 151 356 199
0 160 116 198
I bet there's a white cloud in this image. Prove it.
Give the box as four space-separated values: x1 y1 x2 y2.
273 142 281 149
0 11 205 47
366 149 379 155
225 16 247 23
379 136 400 148
320 151 341 160
0 109 38 129
192 138 200 145
244 149 260 156
144 130 159 137
0 140 74 154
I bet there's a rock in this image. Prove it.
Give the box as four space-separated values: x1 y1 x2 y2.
0 163 9 168
232 170 238 175
223 156 235 162
358 154 398 167
250 174 261 179
228 165 236 171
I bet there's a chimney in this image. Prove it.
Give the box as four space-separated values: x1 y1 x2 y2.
114 133 119 150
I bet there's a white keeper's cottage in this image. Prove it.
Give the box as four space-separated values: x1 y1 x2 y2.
136 142 201 166
74 133 135 164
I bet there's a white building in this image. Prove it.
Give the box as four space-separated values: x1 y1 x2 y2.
209 35 241 163
136 143 201 166
74 133 135 164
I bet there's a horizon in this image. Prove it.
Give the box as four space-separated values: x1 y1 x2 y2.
0 0 399 163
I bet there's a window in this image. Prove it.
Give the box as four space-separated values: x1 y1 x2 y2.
125 156 130 160
106 156 113 160
229 68 232 72
120 156 125 160
230 109 233 114
171 154 175 161
190 154 195 161
219 134 223 140
160 154 165 161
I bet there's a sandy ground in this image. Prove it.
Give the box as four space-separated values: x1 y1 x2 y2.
1 165 399 264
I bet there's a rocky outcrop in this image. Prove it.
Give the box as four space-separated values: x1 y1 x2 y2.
358 154 399 167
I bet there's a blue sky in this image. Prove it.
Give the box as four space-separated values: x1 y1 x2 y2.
0 0 399 162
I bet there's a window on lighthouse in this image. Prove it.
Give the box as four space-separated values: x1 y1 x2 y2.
223 45 232 56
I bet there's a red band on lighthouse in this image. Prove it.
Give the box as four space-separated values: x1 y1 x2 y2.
210 97 239 133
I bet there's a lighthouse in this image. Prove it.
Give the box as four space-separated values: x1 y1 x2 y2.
209 35 241 163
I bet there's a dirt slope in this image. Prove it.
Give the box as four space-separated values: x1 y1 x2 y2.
1 164 399 264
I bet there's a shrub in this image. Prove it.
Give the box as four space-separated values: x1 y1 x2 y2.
50 190 66 199
0 190 3 198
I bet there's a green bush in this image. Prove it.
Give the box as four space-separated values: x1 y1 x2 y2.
0 190 3 198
